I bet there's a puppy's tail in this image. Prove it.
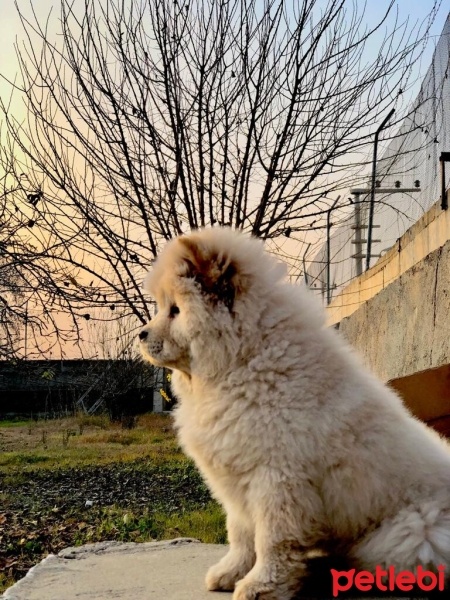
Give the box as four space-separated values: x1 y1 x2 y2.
352 500 450 571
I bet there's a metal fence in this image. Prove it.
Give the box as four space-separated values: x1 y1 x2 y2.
307 13 450 303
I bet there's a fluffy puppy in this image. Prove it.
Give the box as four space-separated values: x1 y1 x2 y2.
139 227 450 600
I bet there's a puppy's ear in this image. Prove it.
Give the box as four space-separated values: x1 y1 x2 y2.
178 236 246 310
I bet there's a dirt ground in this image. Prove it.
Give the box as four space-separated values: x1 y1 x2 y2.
0 415 220 592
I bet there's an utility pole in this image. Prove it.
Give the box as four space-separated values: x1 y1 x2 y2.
24 299 28 360
366 108 395 271
301 243 311 285
440 152 450 210
352 194 363 277
326 196 340 305
350 185 421 272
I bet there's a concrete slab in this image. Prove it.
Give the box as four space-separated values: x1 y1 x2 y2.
2 538 439 600
2 538 228 600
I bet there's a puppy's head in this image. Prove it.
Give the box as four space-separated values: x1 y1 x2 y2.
138 227 285 377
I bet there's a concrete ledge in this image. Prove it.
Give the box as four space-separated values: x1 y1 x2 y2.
2 538 228 600
2 538 440 600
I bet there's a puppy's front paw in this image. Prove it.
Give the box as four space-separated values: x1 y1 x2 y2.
233 578 278 600
205 564 237 591
206 554 250 591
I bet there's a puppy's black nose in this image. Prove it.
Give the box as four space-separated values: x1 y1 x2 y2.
139 330 148 341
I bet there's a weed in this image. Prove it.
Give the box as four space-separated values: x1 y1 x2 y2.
0 573 15 593
62 429 76 448
104 432 137 445
121 415 138 430
75 413 110 431
27 422 37 436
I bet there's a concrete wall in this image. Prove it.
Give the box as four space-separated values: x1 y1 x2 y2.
336 240 450 382
325 198 450 381
326 200 450 435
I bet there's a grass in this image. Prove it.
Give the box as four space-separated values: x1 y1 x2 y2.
0 419 32 428
0 413 187 472
73 502 226 546
0 413 227 593
0 574 15 593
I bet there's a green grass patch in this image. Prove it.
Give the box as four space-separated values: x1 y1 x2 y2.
0 419 31 428
74 502 226 546
0 453 52 467
154 503 227 543
0 445 188 472
0 573 16 593
0 413 187 472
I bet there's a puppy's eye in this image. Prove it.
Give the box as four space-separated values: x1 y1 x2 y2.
169 305 180 317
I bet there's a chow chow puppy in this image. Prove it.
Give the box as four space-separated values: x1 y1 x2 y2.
139 227 450 600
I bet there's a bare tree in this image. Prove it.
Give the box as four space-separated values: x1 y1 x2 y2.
0 157 79 358
0 0 440 354
0 145 94 358
0 169 24 358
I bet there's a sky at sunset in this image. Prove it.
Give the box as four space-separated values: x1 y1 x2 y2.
1 0 448 359
1 0 448 122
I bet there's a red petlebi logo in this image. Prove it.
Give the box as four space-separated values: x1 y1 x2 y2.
331 565 446 597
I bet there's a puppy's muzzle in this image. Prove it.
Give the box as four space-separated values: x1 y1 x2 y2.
139 330 163 356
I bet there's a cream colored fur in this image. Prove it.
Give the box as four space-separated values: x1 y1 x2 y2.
139 227 450 600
